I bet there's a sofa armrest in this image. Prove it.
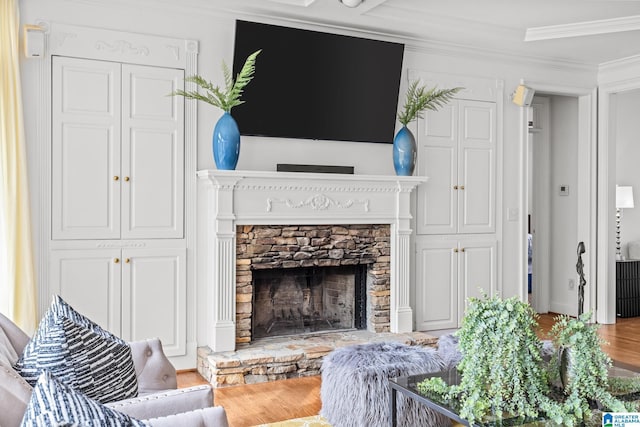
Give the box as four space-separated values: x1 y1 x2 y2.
144 407 229 427
106 385 213 420
128 338 177 393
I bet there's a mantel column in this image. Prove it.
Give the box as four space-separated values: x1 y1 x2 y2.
202 175 240 352
391 182 416 333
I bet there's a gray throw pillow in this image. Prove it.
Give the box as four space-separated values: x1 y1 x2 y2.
21 370 148 427
0 360 32 427
14 295 138 403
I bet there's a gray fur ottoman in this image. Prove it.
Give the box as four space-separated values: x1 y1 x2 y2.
320 341 448 427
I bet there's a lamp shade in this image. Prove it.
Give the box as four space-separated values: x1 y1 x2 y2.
616 185 635 209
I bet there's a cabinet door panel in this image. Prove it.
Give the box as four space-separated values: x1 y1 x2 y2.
415 238 458 330
460 148 494 232
121 248 186 356
459 240 497 324
50 249 121 335
52 57 121 239
121 65 184 239
417 104 458 234
458 101 496 233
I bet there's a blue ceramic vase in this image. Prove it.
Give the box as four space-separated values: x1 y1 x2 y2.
212 112 240 170
393 126 417 176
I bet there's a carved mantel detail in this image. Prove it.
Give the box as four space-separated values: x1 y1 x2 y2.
266 193 369 213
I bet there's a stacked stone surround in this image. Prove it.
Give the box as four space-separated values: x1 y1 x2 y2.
197 330 438 387
235 224 391 345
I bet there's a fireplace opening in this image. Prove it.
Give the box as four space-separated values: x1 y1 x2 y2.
252 265 367 339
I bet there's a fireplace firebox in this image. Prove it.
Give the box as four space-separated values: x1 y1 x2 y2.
252 265 367 339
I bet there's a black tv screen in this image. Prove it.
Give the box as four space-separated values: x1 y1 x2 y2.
232 20 405 144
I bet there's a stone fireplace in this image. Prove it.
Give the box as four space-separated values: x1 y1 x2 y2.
236 224 390 345
197 170 426 352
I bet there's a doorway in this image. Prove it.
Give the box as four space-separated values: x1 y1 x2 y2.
519 82 597 317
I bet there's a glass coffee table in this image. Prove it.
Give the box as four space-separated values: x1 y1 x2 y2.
389 363 640 427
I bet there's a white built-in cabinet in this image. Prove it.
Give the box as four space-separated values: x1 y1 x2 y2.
49 248 186 356
49 56 187 357
416 100 496 235
413 74 501 330
415 238 497 330
51 57 184 240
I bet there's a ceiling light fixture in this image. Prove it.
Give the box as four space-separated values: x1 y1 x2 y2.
339 0 363 8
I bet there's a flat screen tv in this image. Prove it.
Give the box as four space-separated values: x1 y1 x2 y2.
232 20 405 144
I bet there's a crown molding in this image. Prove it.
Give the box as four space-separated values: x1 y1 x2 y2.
62 0 597 72
599 53 640 70
525 14 640 41
598 54 640 86
267 0 316 7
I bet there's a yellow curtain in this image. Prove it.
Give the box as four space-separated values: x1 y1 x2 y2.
0 0 37 334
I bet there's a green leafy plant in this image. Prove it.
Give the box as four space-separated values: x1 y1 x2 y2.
418 296 640 426
397 80 462 126
170 49 261 113
549 313 630 415
419 294 563 424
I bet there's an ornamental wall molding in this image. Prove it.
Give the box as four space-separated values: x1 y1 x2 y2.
96 241 146 248
95 39 150 56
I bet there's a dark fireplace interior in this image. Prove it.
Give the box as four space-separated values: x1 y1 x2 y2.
252 265 367 339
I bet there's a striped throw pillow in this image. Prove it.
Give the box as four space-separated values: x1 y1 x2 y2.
21 370 148 427
14 295 138 403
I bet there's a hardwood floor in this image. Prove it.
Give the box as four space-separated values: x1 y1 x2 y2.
178 314 640 427
176 372 321 427
538 312 640 367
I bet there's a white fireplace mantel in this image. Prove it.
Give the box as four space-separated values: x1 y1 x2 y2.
197 169 427 352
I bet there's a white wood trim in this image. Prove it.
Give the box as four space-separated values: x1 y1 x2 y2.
525 15 640 42
597 75 640 324
35 20 52 316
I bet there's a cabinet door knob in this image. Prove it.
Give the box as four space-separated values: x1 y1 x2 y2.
461 248 465 252
460 185 465 190
453 185 459 190
125 258 130 264
454 248 459 253
124 176 130 182
113 176 120 181
114 258 120 263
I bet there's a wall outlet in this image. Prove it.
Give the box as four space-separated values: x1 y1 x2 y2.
568 279 575 290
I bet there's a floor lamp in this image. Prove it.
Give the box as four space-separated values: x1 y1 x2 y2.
616 185 635 260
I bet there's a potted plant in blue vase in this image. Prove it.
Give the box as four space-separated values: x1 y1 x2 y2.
394 81 462 176
171 49 261 170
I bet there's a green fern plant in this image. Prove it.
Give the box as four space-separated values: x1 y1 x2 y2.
170 49 261 113
397 81 462 126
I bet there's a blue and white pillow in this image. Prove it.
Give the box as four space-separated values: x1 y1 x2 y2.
21 370 148 427
14 295 138 403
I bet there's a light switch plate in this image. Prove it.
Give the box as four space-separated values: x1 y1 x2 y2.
559 185 570 196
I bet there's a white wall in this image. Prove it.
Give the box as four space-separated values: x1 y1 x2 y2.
615 89 640 259
548 96 579 316
19 1 599 340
